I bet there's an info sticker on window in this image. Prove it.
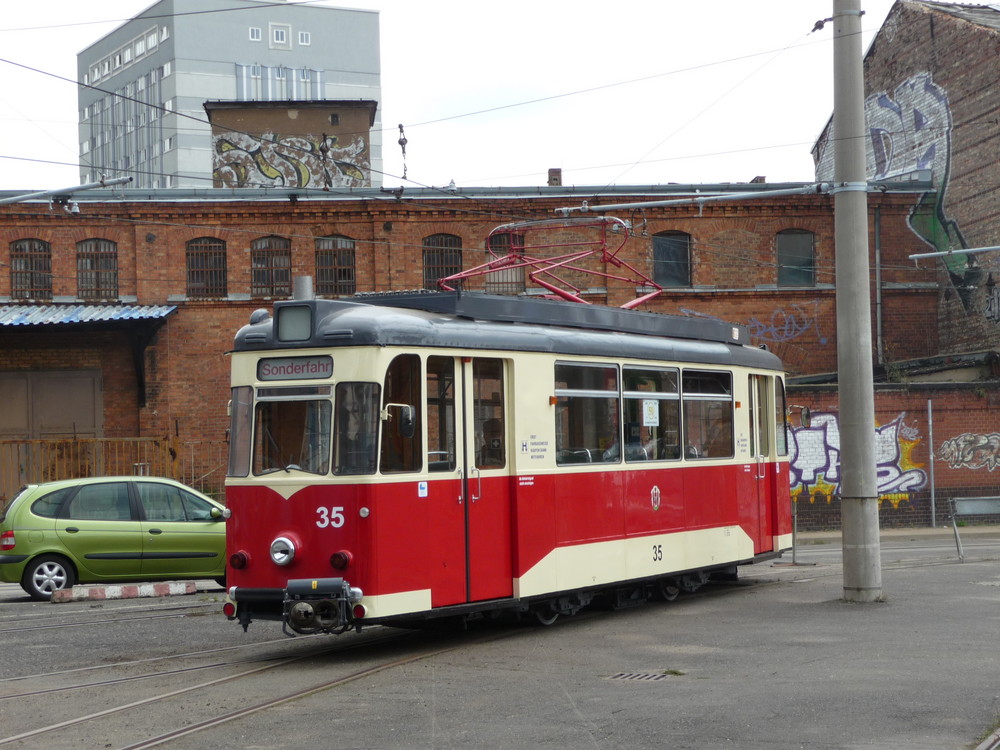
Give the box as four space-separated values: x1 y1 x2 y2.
643 400 659 427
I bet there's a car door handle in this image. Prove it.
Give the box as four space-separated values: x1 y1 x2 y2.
148 528 163 535
65 527 79 533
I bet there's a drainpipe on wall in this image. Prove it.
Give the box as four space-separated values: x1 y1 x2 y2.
874 205 885 366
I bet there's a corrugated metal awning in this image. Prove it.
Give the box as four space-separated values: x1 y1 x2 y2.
0 304 178 407
0 304 176 327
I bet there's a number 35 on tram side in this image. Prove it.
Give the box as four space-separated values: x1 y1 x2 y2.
222 291 792 635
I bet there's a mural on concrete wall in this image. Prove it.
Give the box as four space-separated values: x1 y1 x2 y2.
937 432 1000 471
212 132 369 189
789 411 927 507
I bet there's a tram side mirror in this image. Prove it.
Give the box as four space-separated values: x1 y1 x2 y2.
800 406 811 428
382 403 416 439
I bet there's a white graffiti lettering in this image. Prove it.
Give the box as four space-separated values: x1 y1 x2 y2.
937 433 1000 471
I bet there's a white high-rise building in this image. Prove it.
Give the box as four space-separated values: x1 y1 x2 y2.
77 0 381 189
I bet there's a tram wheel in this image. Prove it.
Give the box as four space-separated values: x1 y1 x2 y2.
532 607 560 626
658 578 681 601
680 571 710 593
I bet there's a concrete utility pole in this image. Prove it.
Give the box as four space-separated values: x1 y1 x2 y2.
833 0 883 601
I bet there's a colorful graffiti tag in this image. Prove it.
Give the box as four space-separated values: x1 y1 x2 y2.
937 433 1000 471
789 412 927 507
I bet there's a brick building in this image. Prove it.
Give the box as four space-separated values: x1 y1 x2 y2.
0 180 953 519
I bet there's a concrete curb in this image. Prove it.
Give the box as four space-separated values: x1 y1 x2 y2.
51 581 196 602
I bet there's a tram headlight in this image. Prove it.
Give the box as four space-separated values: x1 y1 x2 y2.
269 536 296 566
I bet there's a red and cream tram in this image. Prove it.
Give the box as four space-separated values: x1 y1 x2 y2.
222 291 792 634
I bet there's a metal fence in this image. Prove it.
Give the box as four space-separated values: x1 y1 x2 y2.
0 438 229 507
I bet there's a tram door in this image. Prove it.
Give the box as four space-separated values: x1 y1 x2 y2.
748 374 776 553
459 358 513 602
425 356 512 605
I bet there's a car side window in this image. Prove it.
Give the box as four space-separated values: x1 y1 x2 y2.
30 487 75 518
137 483 216 522
137 483 186 522
64 483 132 521
179 489 217 521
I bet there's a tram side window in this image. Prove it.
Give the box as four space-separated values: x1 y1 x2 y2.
682 371 733 459
622 367 681 462
227 385 252 477
554 363 620 465
775 377 789 456
253 398 331 475
380 354 422 473
427 356 456 472
334 383 380 475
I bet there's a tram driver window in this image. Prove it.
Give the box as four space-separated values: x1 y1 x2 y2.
380 354 422 473
334 382 380 475
681 371 733 459
554 363 620 465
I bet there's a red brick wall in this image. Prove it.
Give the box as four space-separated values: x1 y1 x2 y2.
0 189 940 450
790 383 1000 531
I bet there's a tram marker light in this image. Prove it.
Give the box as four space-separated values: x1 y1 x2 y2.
352 604 367 619
229 551 249 569
222 601 237 618
330 549 353 570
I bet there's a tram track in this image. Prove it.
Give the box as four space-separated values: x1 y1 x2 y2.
0 622 523 750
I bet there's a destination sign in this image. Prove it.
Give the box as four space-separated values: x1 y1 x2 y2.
257 355 333 381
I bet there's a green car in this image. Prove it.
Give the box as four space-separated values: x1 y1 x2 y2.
0 476 228 600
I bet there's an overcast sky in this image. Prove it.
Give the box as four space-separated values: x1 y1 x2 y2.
0 0 905 193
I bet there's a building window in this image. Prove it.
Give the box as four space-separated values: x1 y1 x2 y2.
10 239 52 301
270 23 291 50
652 231 691 287
251 236 292 298
423 234 462 290
315 235 356 296
299 31 311 46
776 229 815 286
77 239 119 300
485 232 526 294
186 237 227 298
249 26 261 41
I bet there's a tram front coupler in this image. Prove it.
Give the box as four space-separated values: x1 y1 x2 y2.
283 577 364 635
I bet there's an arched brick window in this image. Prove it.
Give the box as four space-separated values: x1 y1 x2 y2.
250 235 292 298
652 231 692 287
777 229 815 286
315 235 356 296
423 233 462 290
186 237 227 298
77 239 119 300
10 238 52 301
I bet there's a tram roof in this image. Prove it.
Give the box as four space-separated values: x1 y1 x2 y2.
234 292 782 371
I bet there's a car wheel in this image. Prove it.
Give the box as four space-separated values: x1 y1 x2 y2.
21 555 76 601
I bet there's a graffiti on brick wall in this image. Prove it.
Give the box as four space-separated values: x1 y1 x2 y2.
937 432 1000 471
212 132 369 189
816 71 977 311
790 412 927 507
681 301 826 346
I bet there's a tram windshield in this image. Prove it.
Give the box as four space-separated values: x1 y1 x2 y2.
253 396 332 475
